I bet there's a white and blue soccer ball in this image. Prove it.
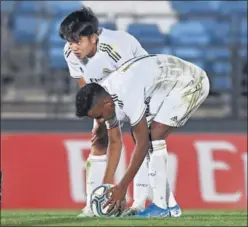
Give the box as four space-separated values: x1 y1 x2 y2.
90 184 126 217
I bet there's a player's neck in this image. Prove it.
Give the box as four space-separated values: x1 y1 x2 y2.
87 38 99 58
86 29 101 58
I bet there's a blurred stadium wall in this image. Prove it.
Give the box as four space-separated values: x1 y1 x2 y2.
1 1 247 210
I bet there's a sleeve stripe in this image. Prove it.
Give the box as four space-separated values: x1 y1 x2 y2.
103 46 120 61
66 50 72 58
101 49 118 62
131 105 147 127
115 51 121 59
99 43 122 62
100 46 119 62
101 43 122 59
103 43 122 59
64 46 71 55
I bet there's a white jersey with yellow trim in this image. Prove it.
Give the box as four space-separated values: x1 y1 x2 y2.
64 28 148 84
102 54 210 127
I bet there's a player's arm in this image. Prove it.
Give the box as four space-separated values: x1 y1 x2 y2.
117 32 148 58
64 45 88 86
67 62 87 88
118 115 149 188
102 32 148 70
117 86 149 188
104 113 149 211
104 86 149 206
102 119 122 184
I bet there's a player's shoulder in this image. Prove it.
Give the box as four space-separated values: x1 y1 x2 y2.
63 42 78 62
63 42 70 55
99 28 135 45
63 42 71 59
100 28 132 38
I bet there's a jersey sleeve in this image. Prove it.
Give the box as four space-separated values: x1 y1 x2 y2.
122 86 147 127
63 43 85 80
99 31 148 69
128 33 148 57
116 32 148 65
66 59 84 79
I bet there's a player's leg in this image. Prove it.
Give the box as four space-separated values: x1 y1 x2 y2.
167 74 209 217
149 123 181 217
123 124 178 217
136 123 173 217
137 72 210 218
121 129 151 216
165 179 181 217
132 157 150 208
78 120 108 217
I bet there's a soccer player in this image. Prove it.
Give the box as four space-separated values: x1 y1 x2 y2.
59 6 154 217
75 54 210 217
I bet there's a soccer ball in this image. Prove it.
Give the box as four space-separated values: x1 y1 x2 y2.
90 184 126 217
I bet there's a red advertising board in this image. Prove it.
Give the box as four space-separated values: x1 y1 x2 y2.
1 133 247 210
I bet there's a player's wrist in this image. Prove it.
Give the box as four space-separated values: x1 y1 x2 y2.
102 175 114 185
118 176 130 190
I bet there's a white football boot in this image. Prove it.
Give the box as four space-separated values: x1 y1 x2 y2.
169 205 182 217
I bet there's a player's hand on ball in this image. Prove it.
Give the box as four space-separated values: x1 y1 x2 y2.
103 184 127 213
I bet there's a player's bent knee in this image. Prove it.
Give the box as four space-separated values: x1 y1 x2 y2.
90 145 107 156
90 123 108 155
150 121 173 141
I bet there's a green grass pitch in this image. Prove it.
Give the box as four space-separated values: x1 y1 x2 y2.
1 210 247 226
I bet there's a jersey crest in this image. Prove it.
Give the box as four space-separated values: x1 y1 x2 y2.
103 68 114 75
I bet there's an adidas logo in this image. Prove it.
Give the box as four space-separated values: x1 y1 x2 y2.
170 116 178 122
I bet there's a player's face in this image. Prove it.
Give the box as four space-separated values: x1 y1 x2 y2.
69 34 98 59
88 99 115 124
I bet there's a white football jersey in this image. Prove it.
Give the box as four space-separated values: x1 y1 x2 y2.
101 54 207 126
64 28 148 84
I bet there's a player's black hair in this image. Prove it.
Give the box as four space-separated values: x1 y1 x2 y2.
75 83 109 118
59 7 99 42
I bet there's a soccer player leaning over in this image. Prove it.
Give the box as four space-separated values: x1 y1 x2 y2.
75 54 210 217
59 6 159 217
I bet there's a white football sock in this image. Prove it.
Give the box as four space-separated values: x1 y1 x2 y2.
86 154 107 207
166 179 177 207
149 140 168 209
132 155 149 209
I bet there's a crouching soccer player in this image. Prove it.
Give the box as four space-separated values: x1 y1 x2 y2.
75 54 210 217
